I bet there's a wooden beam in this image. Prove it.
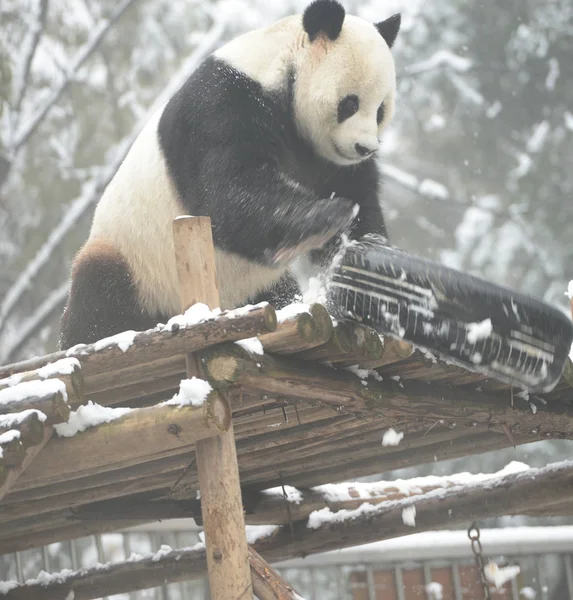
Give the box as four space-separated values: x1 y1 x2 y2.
0 305 277 395
173 215 253 599
12 394 231 491
0 425 53 503
4 459 573 600
249 546 303 600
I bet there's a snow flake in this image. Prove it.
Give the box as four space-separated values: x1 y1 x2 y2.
382 428 404 447
402 505 417 527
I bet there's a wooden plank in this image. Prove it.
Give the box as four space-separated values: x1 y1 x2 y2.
249 546 303 599
173 215 253 599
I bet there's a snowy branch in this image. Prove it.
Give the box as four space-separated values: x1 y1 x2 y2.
0 18 227 343
381 163 452 202
10 0 139 153
0 281 69 363
12 0 49 113
405 50 473 75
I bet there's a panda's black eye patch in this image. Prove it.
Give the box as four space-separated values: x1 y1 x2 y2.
338 95 359 122
377 102 385 124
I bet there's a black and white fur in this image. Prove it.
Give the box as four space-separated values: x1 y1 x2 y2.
59 0 401 349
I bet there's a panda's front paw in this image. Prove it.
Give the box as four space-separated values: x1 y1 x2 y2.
268 197 358 266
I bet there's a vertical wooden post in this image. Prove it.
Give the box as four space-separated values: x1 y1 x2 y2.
173 216 253 599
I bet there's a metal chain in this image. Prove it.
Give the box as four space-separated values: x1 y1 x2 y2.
468 522 492 600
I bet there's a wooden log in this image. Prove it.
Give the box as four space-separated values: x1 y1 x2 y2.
0 357 84 406
308 303 334 344
0 380 70 425
0 411 45 448
259 311 317 353
18 392 231 491
0 424 53 503
173 215 252 599
271 303 333 354
0 432 25 467
0 305 277 395
563 357 573 389
293 321 352 362
334 324 385 367
0 428 546 549
249 546 303 600
4 460 573 600
363 337 414 370
200 343 573 435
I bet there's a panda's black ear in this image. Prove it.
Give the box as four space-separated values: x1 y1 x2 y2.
375 13 401 48
303 0 345 42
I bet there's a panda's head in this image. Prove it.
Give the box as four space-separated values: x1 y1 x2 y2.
293 0 400 166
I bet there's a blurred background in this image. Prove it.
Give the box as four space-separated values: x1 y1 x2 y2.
1 0 572 597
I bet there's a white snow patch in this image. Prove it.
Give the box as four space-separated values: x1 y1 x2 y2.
486 101 502 119
424 114 446 132
151 545 174 562
307 502 379 529
161 378 212 408
0 379 67 406
484 560 521 590
419 178 449 199
225 302 265 319
402 505 417 527
54 401 131 437
466 318 492 344
0 409 47 429
346 365 369 379
426 582 444 600
302 276 328 305
0 581 18 593
262 485 303 504
164 303 221 330
276 303 311 323
526 121 550 154
0 429 20 458
545 57 560 90
382 428 404 447
94 330 137 353
245 525 278 544
0 373 22 387
37 357 80 379
235 337 264 355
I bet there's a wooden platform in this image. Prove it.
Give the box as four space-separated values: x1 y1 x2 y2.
1 301 572 557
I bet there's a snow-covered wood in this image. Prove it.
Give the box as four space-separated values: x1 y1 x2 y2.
0 303 277 398
4 460 573 599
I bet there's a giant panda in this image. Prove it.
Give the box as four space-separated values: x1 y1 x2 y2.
59 0 401 350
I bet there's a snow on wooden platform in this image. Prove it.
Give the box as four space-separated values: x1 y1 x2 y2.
0 299 572 596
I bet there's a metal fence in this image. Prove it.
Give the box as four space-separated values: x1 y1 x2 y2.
2 522 573 599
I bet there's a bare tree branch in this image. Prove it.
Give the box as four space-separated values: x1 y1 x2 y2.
10 0 139 153
0 18 227 350
12 0 49 114
0 281 68 363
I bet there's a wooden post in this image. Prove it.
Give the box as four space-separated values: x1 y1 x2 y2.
172 216 253 599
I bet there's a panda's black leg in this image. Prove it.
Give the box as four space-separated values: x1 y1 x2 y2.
247 271 300 310
59 240 162 350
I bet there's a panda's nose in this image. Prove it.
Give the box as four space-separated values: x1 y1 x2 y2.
355 143 375 157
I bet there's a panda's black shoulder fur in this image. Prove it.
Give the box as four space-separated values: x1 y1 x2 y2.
158 55 387 267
